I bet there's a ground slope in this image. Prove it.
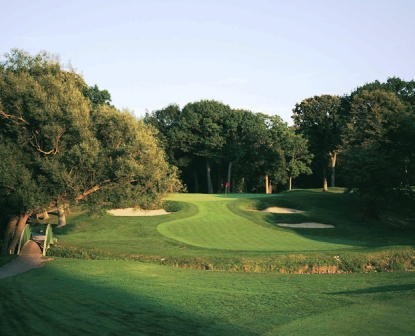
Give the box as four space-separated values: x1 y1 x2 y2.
158 194 364 251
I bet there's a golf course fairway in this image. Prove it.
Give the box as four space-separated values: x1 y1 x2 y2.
158 194 363 251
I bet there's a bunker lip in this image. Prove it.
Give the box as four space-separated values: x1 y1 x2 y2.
277 223 335 228
107 208 170 216
250 207 305 213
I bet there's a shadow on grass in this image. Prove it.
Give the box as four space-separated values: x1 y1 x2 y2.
228 191 415 248
328 284 415 295
0 260 249 335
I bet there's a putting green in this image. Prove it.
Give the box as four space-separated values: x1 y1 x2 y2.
158 194 363 251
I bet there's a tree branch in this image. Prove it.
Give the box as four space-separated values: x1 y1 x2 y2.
75 179 111 202
29 127 66 155
0 110 30 125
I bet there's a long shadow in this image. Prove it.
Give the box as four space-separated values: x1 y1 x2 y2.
227 192 415 249
0 260 251 335
226 196 366 249
327 284 415 295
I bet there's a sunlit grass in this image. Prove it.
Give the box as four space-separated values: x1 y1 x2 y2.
159 193 363 250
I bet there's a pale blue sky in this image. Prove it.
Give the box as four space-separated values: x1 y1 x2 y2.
1 0 414 123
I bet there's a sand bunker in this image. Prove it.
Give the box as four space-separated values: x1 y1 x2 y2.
277 223 334 228
108 208 170 216
262 207 305 213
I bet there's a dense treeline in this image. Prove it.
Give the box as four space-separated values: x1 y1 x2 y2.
0 49 181 254
144 102 312 194
293 78 415 218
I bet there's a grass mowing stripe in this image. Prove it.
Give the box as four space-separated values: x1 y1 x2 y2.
158 194 363 251
1 259 415 335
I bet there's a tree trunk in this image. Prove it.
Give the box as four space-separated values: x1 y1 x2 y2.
57 207 66 227
217 168 222 193
227 162 233 194
323 166 328 191
232 177 235 193
1 217 18 255
289 176 292 191
265 175 269 194
330 152 337 188
35 210 50 220
8 213 30 254
206 159 213 194
194 171 199 193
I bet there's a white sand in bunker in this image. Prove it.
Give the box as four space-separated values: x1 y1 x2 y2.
277 223 335 228
262 207 305 213
107 208 170 216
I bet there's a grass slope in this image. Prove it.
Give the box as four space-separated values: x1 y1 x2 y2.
158 193 363 251
0 259 414 335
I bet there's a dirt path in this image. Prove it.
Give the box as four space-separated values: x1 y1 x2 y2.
0 240 49 279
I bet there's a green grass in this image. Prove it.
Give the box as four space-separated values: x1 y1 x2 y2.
0 259 414 335
44 190 415 272
2 189 415 334
158 193 364 251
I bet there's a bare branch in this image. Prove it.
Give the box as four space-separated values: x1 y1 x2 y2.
0 110 30 125
75 179 111 202
29 127 66 155
114 137 123 150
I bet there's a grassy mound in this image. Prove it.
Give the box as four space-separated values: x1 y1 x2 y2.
158 193 363 251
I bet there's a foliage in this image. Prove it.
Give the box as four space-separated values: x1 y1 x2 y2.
341 83 415 218
83 84 112 108
146 102 313 193
292 94 342 189
0 49 181 253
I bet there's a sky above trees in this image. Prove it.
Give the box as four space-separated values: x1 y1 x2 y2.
2 0 414 123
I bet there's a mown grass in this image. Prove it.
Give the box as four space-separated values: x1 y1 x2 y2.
44 189 415 273
158 194 363 251
0 259 414 335
2 189 415 334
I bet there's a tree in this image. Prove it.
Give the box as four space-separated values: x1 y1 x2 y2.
0 48 92 250
292 95 342 190
341 89 414 218
83 84 112 108
0 49 181 253
80 105 182 211
283 129 313 190
179 100 230 194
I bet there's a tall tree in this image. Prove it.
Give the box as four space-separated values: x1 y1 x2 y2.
283 129 313 190
341 89 414 218
179 100 229 194
292 95 342 190
0 48 92 248
0 49 181 254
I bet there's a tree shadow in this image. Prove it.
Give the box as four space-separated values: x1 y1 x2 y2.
0 261 252 335
327 284 415 295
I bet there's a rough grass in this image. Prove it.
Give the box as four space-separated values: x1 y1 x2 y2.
0 259 414 335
